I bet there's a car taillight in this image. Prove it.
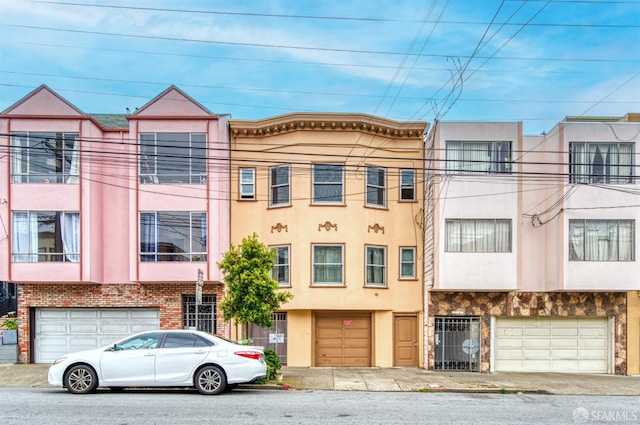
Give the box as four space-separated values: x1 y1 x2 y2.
235 351 262 361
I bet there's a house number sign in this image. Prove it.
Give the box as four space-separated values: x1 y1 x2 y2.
343 320 353 326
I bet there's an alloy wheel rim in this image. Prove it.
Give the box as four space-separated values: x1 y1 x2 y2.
69 369 92 391
199 369 221 392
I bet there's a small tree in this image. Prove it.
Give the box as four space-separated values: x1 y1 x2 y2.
218 233 292 341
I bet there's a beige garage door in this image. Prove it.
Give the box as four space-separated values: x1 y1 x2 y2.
315 312 371 367
494 317 609 373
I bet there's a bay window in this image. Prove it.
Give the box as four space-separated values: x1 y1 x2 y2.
11 132 79 183
139 133 206 184
365 245 386 287
11 211 80 262
570 142 634 184
140 211 207 261
312 244 343 286
445 219 511 252
569 219 634 261
313 164 343 204
446 141 511 174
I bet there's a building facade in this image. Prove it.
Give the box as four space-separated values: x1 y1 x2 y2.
424 117 639 374
0 85 230 363
229 114 426 367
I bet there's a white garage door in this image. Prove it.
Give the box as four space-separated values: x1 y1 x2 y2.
35 308 160 363
494 317 609 373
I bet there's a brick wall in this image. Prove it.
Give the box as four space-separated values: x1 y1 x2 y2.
16 282 226 363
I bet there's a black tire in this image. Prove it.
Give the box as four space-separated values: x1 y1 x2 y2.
64 364 98 394
194 365 226 395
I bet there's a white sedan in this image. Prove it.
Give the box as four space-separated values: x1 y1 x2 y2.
48 330 267 395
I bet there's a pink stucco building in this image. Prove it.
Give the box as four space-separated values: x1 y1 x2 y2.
0 85 230 363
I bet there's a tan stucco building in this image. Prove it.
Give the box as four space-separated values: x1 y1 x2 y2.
229 113 427 367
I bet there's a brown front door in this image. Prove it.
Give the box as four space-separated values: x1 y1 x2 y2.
394 314 418 366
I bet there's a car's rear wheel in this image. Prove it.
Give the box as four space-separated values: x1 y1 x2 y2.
195 365 226 395
64 365 98 394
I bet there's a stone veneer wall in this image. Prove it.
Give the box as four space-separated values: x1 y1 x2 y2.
428 292 627 374
16 282 225 363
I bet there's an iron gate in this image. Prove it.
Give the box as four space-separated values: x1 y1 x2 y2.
251 312 288 364
435 316 481 372
182 295 217 334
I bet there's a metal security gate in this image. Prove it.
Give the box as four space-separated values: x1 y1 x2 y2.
435 317 481 372
251 312 288 364
182 295 217 334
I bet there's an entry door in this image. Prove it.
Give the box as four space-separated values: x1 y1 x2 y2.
394 315 418 366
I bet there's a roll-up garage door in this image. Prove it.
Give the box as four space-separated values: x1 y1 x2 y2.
315 312 371 367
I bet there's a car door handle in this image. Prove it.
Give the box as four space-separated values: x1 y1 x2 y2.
144 353 156 357
194 350 206 354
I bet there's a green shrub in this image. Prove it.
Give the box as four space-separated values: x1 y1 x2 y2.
1 312 17 331
264 349 281 381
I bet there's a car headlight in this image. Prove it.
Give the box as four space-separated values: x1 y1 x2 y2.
52 357 68 365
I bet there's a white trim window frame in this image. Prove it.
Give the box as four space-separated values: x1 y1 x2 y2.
239 168 256 200
312 244 344 286
399 247 416 279
269 165 291 207
445 141 512 174
312 163 344 204
445 219 512 253
10 132 79 184
366 166 386 207
399 169 416 201
139 132 207 184
569 219 635 261
365 245 386 287
271 245 290 286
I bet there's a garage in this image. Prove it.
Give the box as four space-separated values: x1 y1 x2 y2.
494 317 610 373
315 312 371 367
34 308 160 363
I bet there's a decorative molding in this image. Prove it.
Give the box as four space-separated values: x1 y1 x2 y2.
271 223 288 233
368 223 385 234
229 113 426 139
318 221 338 232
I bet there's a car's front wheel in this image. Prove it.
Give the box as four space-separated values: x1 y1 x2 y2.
195 365 226 395
64 364 98 394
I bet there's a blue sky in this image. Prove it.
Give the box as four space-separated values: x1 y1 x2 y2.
0 0 638 134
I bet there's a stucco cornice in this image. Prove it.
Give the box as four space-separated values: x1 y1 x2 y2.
230 113 427 139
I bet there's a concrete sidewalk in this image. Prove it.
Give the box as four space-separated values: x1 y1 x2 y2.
0 363 638 395
278 367 640 395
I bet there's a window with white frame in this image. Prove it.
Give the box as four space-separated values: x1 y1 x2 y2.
365 245 386 286
239 168 255 200
139 211 207 262
445 219 512 252
446 141 511 174
569 219 634 261
569 142 634 184
399 247 416 279
312 244 343 286
139 133 206 184
10 132 79 183
400 169 416 201
312 164 343 204
271 245 290 286
270 165 290 206
366 166 386 207
11 211 80 262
